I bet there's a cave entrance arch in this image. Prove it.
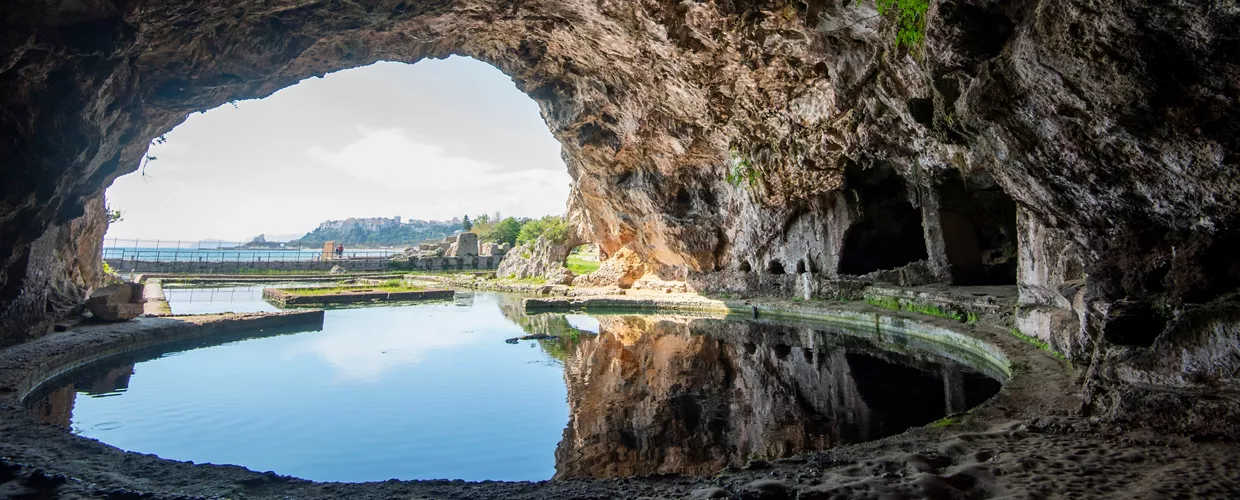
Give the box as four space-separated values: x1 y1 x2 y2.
565 243 601 275
101 57 570 262
836 164 929 276
934 171 1018 286
2 1 775 339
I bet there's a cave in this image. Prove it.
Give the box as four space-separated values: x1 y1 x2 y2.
766 259 786 275
935 170 1018 286
836 164 929 276
3 0 1240 497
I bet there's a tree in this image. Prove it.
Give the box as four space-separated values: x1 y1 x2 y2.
489 217 523 246
462 215 472 231
517 215 570 246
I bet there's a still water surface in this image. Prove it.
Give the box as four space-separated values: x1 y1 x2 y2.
27 289 1001 482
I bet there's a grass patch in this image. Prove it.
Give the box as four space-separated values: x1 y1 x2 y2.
283 281 425 296
929 415 962 429
866 296 971 323
565 254 600 275
1009 328 1070 364
501 274 547 285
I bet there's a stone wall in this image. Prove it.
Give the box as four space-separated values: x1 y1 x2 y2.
497 233 581 284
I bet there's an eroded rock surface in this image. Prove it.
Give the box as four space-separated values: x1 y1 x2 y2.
1 0 1239 435
497 233 580 284
85 283 144 322
572 247 646 289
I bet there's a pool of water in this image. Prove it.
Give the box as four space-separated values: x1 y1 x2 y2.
161 285 282 314
27 290 1002 482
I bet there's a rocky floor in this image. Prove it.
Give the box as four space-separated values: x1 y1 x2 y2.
1 294 1237 499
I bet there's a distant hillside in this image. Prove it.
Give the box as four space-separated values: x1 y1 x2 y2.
290 216 461 247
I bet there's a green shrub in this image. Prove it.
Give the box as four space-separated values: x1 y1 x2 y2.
479 217 523 246
725 148 762 189
869 0 930 49
517 216 570 246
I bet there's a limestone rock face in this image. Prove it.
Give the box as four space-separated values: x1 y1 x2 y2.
0 196 107 345
497 233 579 285
1 0 1240 433
572 247 647 289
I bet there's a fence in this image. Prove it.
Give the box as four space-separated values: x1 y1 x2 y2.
102 237 402 263
102 238 503 274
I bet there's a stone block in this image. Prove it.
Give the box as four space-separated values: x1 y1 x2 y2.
449 232 479 257
85 283 145 321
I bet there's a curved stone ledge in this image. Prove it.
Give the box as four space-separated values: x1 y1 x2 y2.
526 294 1018 380
0 298 1084 499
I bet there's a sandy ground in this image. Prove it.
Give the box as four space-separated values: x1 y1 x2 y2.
1 295 1238 499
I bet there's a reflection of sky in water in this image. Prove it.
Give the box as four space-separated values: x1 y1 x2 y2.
565 314 600 334
65 293 568 482
40 292 1004 483
163 285 280 314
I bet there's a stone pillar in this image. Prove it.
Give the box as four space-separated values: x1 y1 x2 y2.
942 365 966 415
1014 208 1090 362
918 184 956 284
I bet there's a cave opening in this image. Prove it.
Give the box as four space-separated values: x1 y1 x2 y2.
565 243 601 275
935 171 1018 286
102 57 570 261
767 259 786 275
836 164 929 276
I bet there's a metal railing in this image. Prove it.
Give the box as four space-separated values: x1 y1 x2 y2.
102 237 403 263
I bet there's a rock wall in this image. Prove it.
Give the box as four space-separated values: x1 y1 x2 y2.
0 196 106 347
496 233 581 284
572 247 647 289
1 1 1239 434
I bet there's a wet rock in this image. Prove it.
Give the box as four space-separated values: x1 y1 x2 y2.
737 479 794 500
688 487 732 499
85 283 143 322
505 334 558 344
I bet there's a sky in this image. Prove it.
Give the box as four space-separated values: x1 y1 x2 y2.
104 57 570 242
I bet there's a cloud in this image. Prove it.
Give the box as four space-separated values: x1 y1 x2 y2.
285 325 481 382
306 127 569 217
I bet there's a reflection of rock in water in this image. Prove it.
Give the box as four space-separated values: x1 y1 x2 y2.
79 365 135 396
495 294 588 362
554 317 1000 479
27 363 136 429
31 385 76 428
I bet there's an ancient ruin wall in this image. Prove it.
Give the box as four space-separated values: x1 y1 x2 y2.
2 1 1239 434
